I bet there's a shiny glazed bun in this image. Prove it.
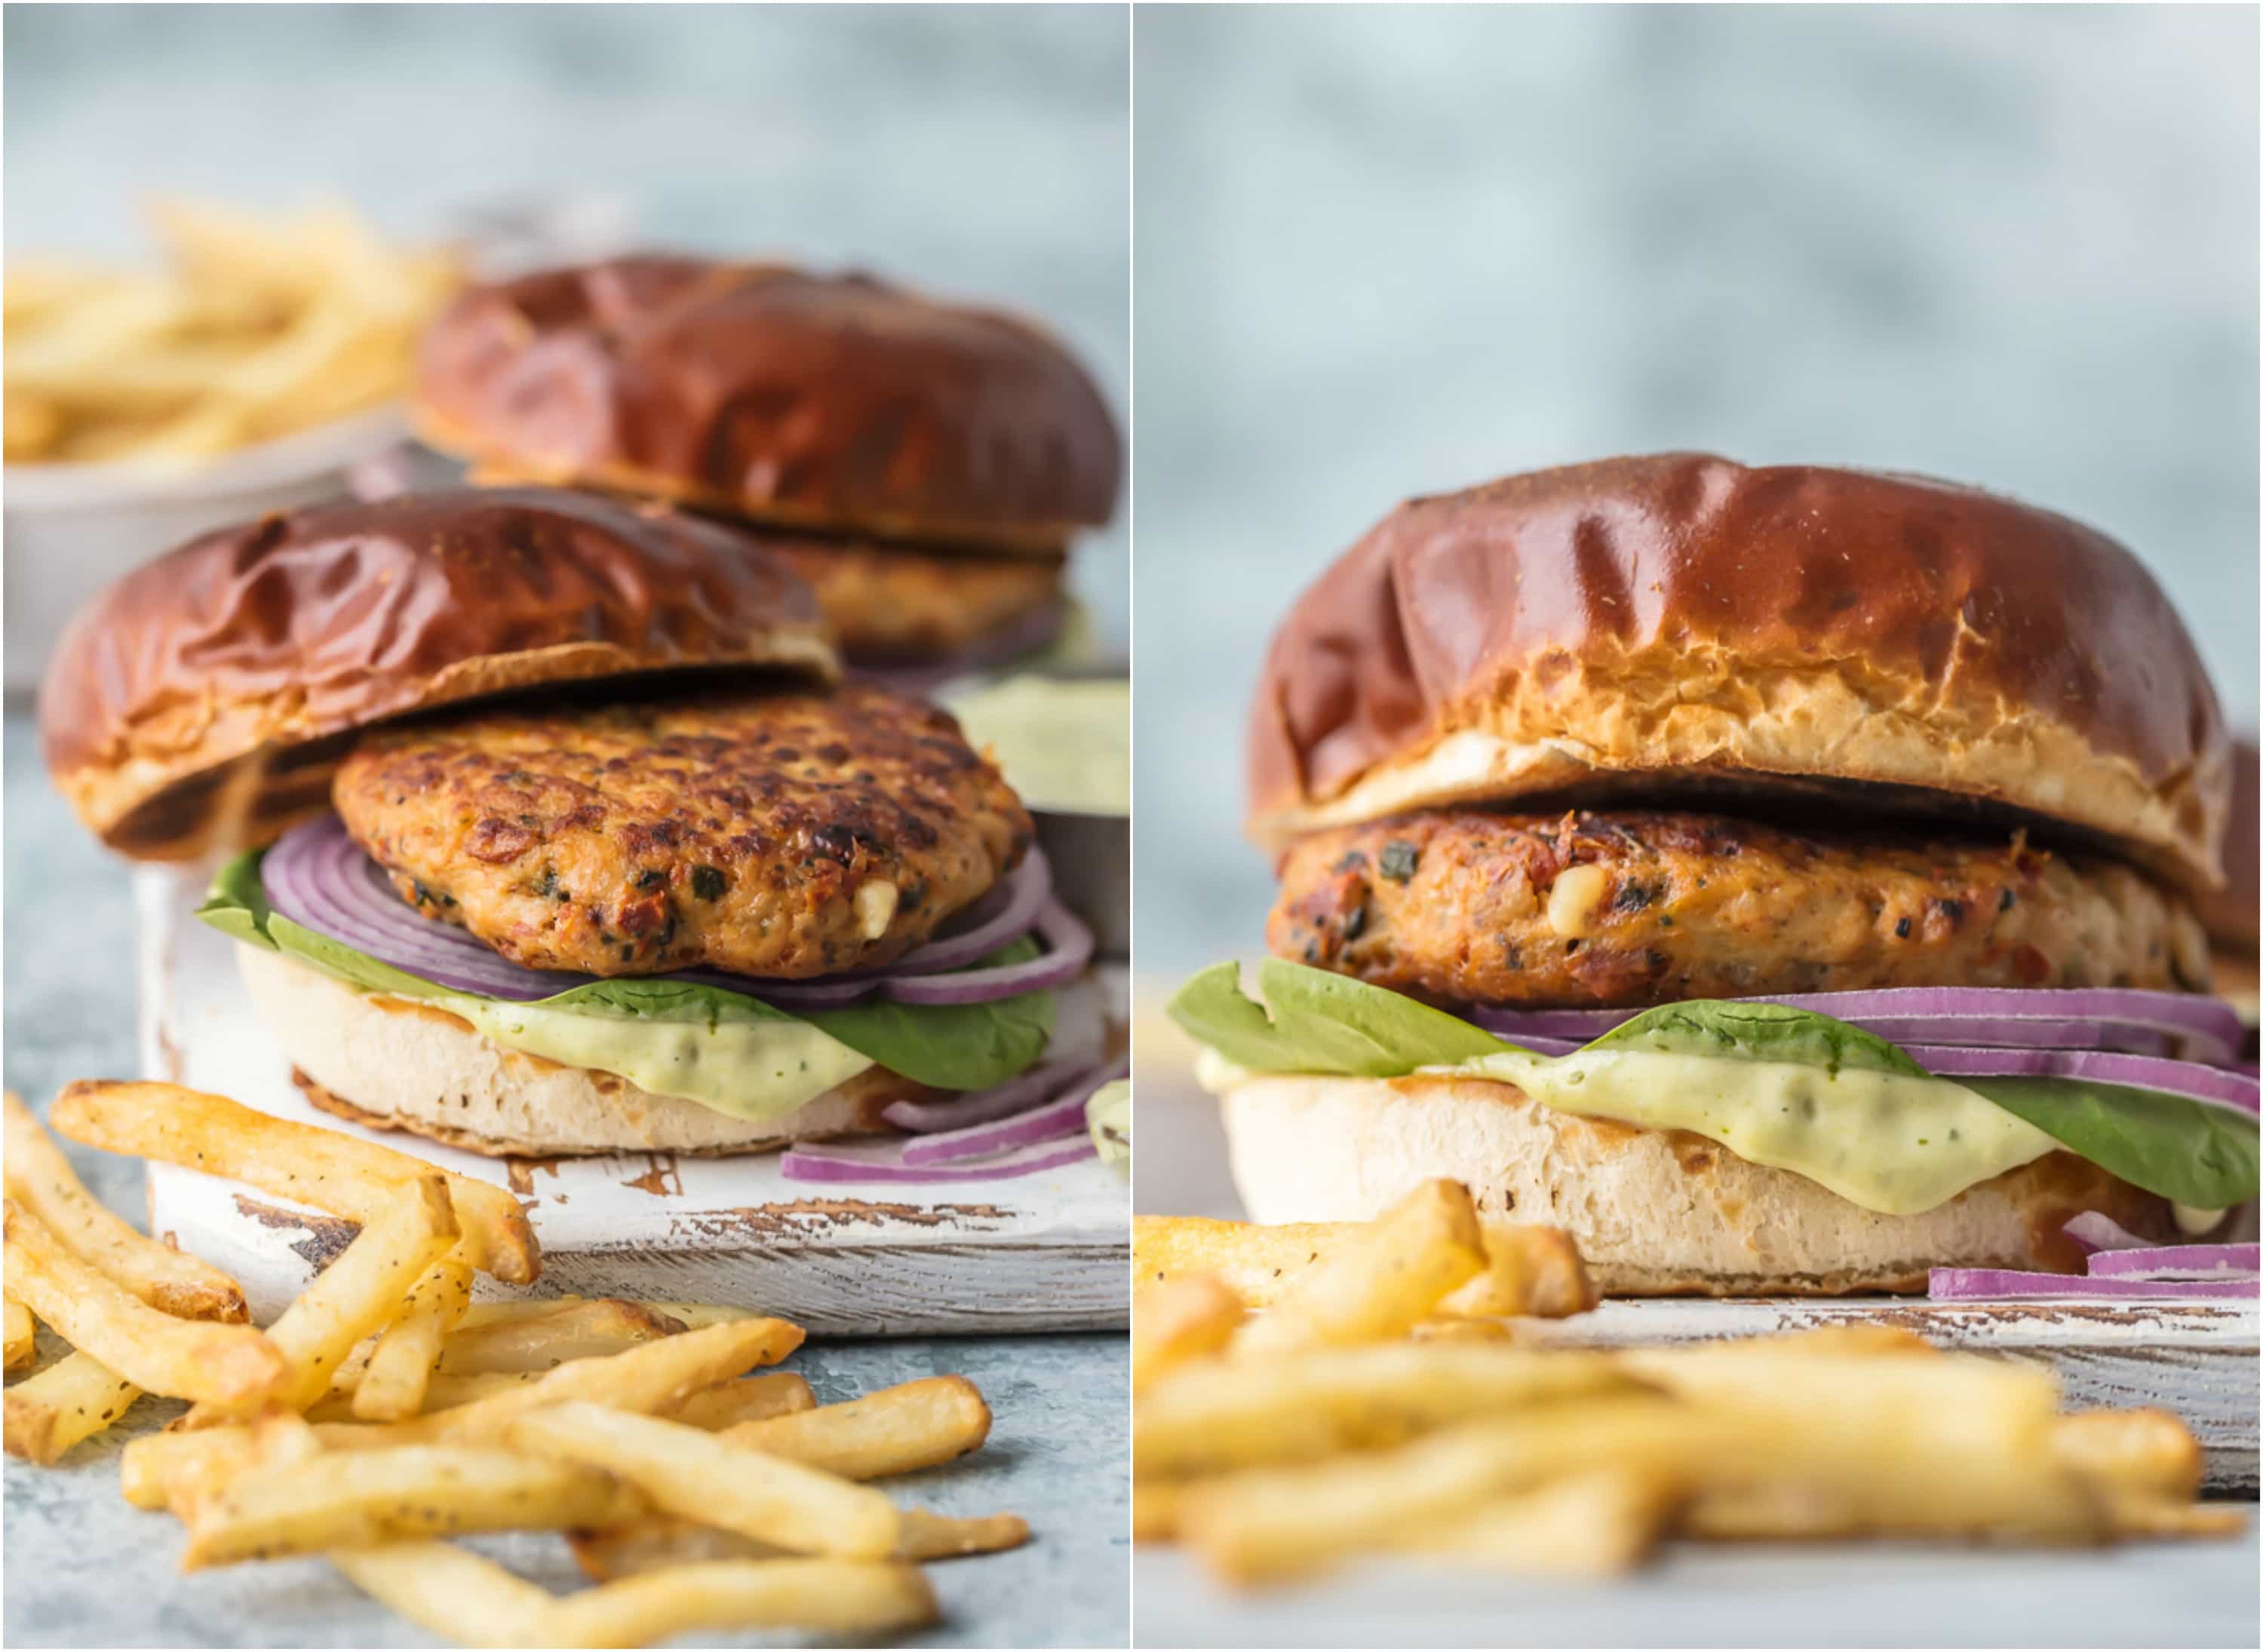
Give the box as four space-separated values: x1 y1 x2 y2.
41 488 837 861
414 256 1123 553
1245 455 2230 889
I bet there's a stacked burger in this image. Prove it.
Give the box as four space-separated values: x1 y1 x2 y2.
42 489 1119 1177
1173 456 2258 1294
411 256 1122 689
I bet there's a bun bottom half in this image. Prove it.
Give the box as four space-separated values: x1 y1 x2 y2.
238 946 916 1157
1217 1073 2175 1295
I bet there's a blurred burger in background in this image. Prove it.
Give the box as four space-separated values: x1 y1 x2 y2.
1172 455 2259 1294
2197 738 2260 1034
412 256 1122 687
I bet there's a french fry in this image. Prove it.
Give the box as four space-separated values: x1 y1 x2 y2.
1396 1469 1681 1575
2 1201 285 1408
332 1368 811 1432
569 1508 1029 1578
1134 1210 1595 1321
505 1402 901 1558
429 1318 804 1445
2052 1408 2204 1503
1176 1398 1732 1583
664 1371 815 1431
544 1558 938 1647
1613 1346 2095 1538
456 1297 585 1330
566 1503 1027 1575
1135 1343 1642 1477
438 1297 686 1374
1132 1478 1184 1543
1680 1402 2216 1544
352 1253 474 1420
315 1368 540 1423
328 1543 559 1649
2096 1500 2251 1540
130 1368 811 1508
124 1421 365 1511
1440 1223 1598 1319
1133 1274 1244 1393
637 1302 759 1331
5 1351 142 1464
181 1445 648 1568
6 198 457 469
50 1082 538 1285
1408 1316 1519 1344
180 1175 457 1424
4 1091 247 1322
3 1295 34 1371
355 1543 948 1648
718 1376 990 1480
1229 1181 1486 1357
164 1411 322 1524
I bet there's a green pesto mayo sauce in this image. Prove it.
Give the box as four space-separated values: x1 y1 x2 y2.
439 993 874 1122
1438 1049 2058 1215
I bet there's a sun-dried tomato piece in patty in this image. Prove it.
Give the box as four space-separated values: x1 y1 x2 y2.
1271 809 2210 1009
333 683 1033 979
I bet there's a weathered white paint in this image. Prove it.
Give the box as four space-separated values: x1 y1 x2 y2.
136 864 1130 1337
1522 1297 2258 1496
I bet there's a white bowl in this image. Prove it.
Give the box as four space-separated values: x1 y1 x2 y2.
4 404 424 692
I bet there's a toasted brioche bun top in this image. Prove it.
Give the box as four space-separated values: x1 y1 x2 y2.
41 488 837 861
1246 454 2229 888
414 256 1122 553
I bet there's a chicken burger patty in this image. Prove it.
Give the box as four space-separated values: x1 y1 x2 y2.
335 683 1033 979
1272 809 2210 1009
765 538 1065 661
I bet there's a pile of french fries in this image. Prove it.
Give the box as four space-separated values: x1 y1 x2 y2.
4 1080 1030 1647
1133 1180 2244 1585
5 197 457 466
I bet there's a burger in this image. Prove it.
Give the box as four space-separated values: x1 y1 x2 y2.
411 256 1122 687
42 489 1116 1169
1170 455 2259 1294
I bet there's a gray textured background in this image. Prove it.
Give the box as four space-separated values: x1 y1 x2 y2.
2 2 1130 645
1134 3 2261 977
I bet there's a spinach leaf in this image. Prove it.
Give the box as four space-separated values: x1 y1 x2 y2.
1586 999 1927 1078
1167 958 1512 1076
1962 1076 2260 1210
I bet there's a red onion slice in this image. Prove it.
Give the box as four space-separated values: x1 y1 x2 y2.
259 814 1064 1009
1901 1046 2258 1116
265 815 597 1001
882 1059 1091 1134
882 901 1093 1006
1468 987 2241 1067
1930 1267 2258 1301
1472 1033 2256 1117
901 1057 1128 1165
2086 1243 2259 1280
2062 1212 2157 1254
778 1132 1098 1184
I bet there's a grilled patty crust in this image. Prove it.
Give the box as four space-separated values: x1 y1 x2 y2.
766 539 1065 662
335 683 1032 979
1271 809 2210 1009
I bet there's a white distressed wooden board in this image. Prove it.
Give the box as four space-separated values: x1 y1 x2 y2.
1520 1297 2259 1496
134 865 1129 1336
